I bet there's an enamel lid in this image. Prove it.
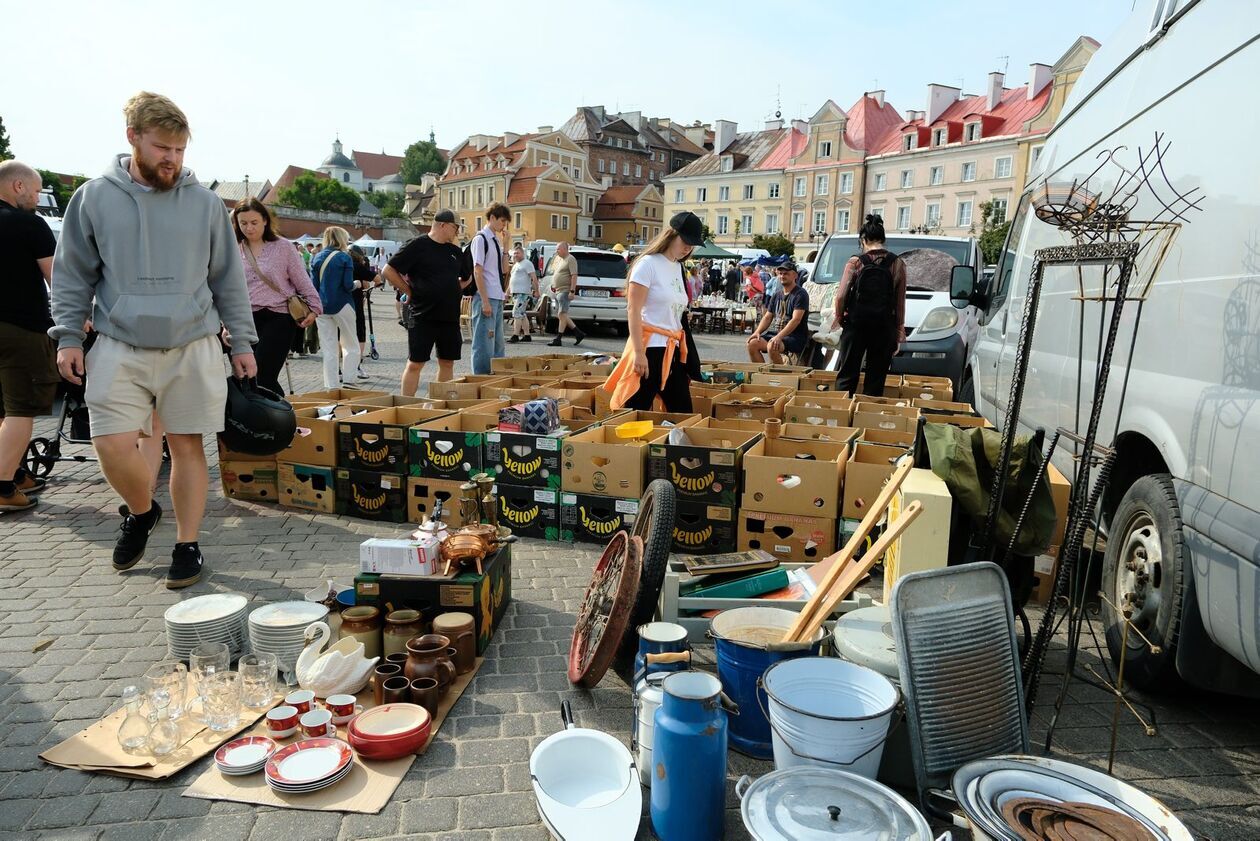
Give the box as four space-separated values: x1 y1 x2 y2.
740 767 932 841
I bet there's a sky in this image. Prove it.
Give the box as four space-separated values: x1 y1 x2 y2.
4 0 1137 183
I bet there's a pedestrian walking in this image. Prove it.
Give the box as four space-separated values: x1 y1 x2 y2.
0 161 58 512
723 260 741 301
349 245 380 379
747 260 809 365
470 203 511 372
603 211 703 413
232 198 322 395
311 227 366 388
50 91 258 588
382 209 464 394
507 244 539 343
833 214 906 397
546 241 587 347
742 264 765 310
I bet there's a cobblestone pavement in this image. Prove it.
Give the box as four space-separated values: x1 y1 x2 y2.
1 301 1257 839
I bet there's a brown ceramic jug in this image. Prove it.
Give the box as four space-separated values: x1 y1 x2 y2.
431 612 476 675
404 634 455 696
383 609 426 658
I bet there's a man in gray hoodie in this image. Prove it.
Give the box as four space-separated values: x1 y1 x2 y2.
50 91 257 589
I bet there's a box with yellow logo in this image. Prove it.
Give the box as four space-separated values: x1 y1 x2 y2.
409 413 499 480
560 492 639 544
334 468 406 523
336 407 453 473
485 406 595 489
671 501 737 554
647 421 759 506
495 485 561 540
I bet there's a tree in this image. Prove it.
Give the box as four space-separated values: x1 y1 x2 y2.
399 140 446 185
0 117 11 161
39 170 87 210
276 173 361 215
732 218 742 245
751 233 795 257
977 200 1012 265
700 223 715 243
363 189 406 219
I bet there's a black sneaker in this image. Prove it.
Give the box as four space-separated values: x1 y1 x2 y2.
547 336 562 347
507 335 520 344
167 542 204 589
113 501 162 571
521 335 532 342
573 328 587 347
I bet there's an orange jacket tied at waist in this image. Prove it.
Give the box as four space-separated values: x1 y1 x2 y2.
602 323 687 411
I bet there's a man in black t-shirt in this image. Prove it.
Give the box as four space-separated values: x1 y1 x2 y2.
382 209 465 395
0 161 58 511
747 260 810 364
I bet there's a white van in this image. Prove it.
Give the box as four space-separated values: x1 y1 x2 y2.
952 0 1260 695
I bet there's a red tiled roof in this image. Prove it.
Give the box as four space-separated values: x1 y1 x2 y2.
507 166 576 206
844 93 904 152
758 129 807 170
594 185 651 220
352 150 405 180
870 85 1051 155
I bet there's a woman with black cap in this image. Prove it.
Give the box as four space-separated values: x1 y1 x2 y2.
603 211 703 412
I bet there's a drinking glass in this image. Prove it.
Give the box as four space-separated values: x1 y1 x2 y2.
238 653 278 709
189 642 230 723
202 671 242 732
144 661 188 721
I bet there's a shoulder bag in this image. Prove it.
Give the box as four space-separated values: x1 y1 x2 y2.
245 243 312 323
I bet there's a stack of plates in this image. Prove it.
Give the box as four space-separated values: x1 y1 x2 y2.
165 594 248 659
214 735 277 776
248 601 329 674
264 737 355 794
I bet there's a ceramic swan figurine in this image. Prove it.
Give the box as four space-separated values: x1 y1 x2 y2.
296 621 379 697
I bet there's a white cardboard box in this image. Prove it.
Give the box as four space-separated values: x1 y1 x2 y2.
359 536 440 576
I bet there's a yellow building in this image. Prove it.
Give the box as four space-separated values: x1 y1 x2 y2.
1013 36 1101 189
592 184 664 248
435 129 605 245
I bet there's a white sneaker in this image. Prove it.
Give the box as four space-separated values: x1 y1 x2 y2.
356 369 371 380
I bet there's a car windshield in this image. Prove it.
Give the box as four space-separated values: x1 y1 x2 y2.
572 255 627 279
812 236 970 292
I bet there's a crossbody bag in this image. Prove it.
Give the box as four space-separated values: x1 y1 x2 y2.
245 243 313 323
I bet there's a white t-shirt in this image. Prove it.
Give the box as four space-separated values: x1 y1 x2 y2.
630 253 689 348
508 260 536 294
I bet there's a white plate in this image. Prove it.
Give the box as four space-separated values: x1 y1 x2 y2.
165 594 248 626
267 764 351 793
275 745 346 782
249 602 328 628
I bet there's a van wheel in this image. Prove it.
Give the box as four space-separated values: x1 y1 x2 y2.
1100 474 1186 689
614 322 629 338
958 371 976 407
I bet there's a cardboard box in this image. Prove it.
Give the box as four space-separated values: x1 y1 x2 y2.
277 461 336 514
703 362 763 385
742 437 849 517
799 372 840 393
359 536 440 576
334 468 406 522
344 395 447 411
290 388 388 403
783 395 854 427
337 407 452 473
490 357 533 374
739 510 837 563
842 442 909 519
426 376 510 401
924 414 991 430
912 398 975 414
856 374 903 393
354 572 381 609
561 425 667 497
711 384 792 421
409 413 498 480
528 354 584 373
1031 550 1060 605
560 492 640 543
560 362 615 375
1048 462 1071 549
852 403 920 435
647 422 759 506
478 374 563 403
281 405 376 467
883 467 952 601
606 410 702 429
496 485 562 540
405 476 466 526
750 367 811 390
900 376 954 402
536 386 598 411
217 440 275 463
672 501 737 554
484 406 592 489
689 382 735 417
782 424 860 444
221 459 278 502
707 417 771 435
850 394 914 408
377 545 512 655
860 427 916 450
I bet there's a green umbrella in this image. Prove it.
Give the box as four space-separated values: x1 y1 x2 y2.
689 240 740 259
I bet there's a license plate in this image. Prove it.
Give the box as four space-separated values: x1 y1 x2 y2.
580 290 610 298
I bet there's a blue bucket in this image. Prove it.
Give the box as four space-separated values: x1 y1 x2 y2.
710 607 823 759
634 622 690 684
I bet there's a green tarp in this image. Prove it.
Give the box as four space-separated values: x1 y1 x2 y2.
689 240 739 259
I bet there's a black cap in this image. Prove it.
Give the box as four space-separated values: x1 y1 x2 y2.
434 209 458 224
669 211 704 246
777 259 798 272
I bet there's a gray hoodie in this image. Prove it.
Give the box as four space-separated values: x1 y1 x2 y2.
49 154 257 352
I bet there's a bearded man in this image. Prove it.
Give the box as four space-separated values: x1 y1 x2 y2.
50 91 257 589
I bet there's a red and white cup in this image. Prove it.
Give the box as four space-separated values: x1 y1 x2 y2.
265 705 299 737
325 694 361 724
300 708 335 739
284 689 315 715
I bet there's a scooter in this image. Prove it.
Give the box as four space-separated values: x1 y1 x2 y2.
365 288 380 360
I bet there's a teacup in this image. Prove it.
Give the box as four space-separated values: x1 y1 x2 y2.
325 694 361 724
300 708 335 739
266 705 299 738
284 689 315 715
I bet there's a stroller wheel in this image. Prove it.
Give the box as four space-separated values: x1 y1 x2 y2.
24 438 58 479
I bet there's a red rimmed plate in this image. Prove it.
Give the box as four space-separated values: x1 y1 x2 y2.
214 735 277 772
264 737 353 785
346 703 430 741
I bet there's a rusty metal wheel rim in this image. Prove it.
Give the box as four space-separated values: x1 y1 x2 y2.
568 531 642 687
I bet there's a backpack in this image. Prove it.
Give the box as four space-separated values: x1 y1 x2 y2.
460 231 500 292
844 250 898 326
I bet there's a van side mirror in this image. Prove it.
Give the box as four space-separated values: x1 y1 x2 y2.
950 265 977 308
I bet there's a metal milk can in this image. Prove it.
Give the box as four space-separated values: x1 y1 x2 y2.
650 671 728 841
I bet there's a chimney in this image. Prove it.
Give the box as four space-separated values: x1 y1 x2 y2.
601 175 613 189
925 84 960 124
420 173 437 191
537 125 553 133
683 124 709 147
503 131 521 146
869 89 885 108
714 119 737 154
791 118 808 135
765 118 784 131
590 105 605 120
620 110 643 129
1028 63 1053 99
986 71 1005 111
470 134 490 151
904 109 919 123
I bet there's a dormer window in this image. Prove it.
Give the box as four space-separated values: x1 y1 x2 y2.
819 140 833 158
902 133 916 151
965 122 981 142
721 155 734 173
931 128 947 147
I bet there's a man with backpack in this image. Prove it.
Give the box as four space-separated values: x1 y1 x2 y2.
832 214 907 397
468 203 511 374
383 209 464 395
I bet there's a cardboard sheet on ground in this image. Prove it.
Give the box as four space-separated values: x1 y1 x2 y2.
182 657 482 814
40 706 270 780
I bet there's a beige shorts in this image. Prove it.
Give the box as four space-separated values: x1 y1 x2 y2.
85 333 228 437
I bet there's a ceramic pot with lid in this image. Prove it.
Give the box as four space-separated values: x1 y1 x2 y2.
737 767 932 840
338 606 382 662
383 609 426 658
431 612 476 675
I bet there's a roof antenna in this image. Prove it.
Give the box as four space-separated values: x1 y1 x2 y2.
998 55 1010 76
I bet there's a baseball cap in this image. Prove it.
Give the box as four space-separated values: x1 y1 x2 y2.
434 209 458 224
776 259 799 272
669 211 705 246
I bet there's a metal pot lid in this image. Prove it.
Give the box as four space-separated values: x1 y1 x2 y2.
739 767 932 841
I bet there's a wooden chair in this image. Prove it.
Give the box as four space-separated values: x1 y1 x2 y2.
459 296 473 342
526 295 551 336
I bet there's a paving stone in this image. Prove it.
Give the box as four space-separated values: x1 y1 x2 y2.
337 802 402 839
148 790 211 820
457 791 539 829
425 766 504 798
158 814 254 841
250 810 342 841
0 798 39 832
400 797 458 833
99 820 167 841
27 795 102 830
86 789 160 825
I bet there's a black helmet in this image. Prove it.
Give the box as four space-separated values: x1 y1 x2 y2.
220 378 296 455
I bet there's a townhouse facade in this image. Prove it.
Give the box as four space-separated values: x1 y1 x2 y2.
591 184 664 248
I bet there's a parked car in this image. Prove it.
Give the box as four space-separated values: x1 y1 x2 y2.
541 246 630 335
951 0 1260 696
804 233 984 390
